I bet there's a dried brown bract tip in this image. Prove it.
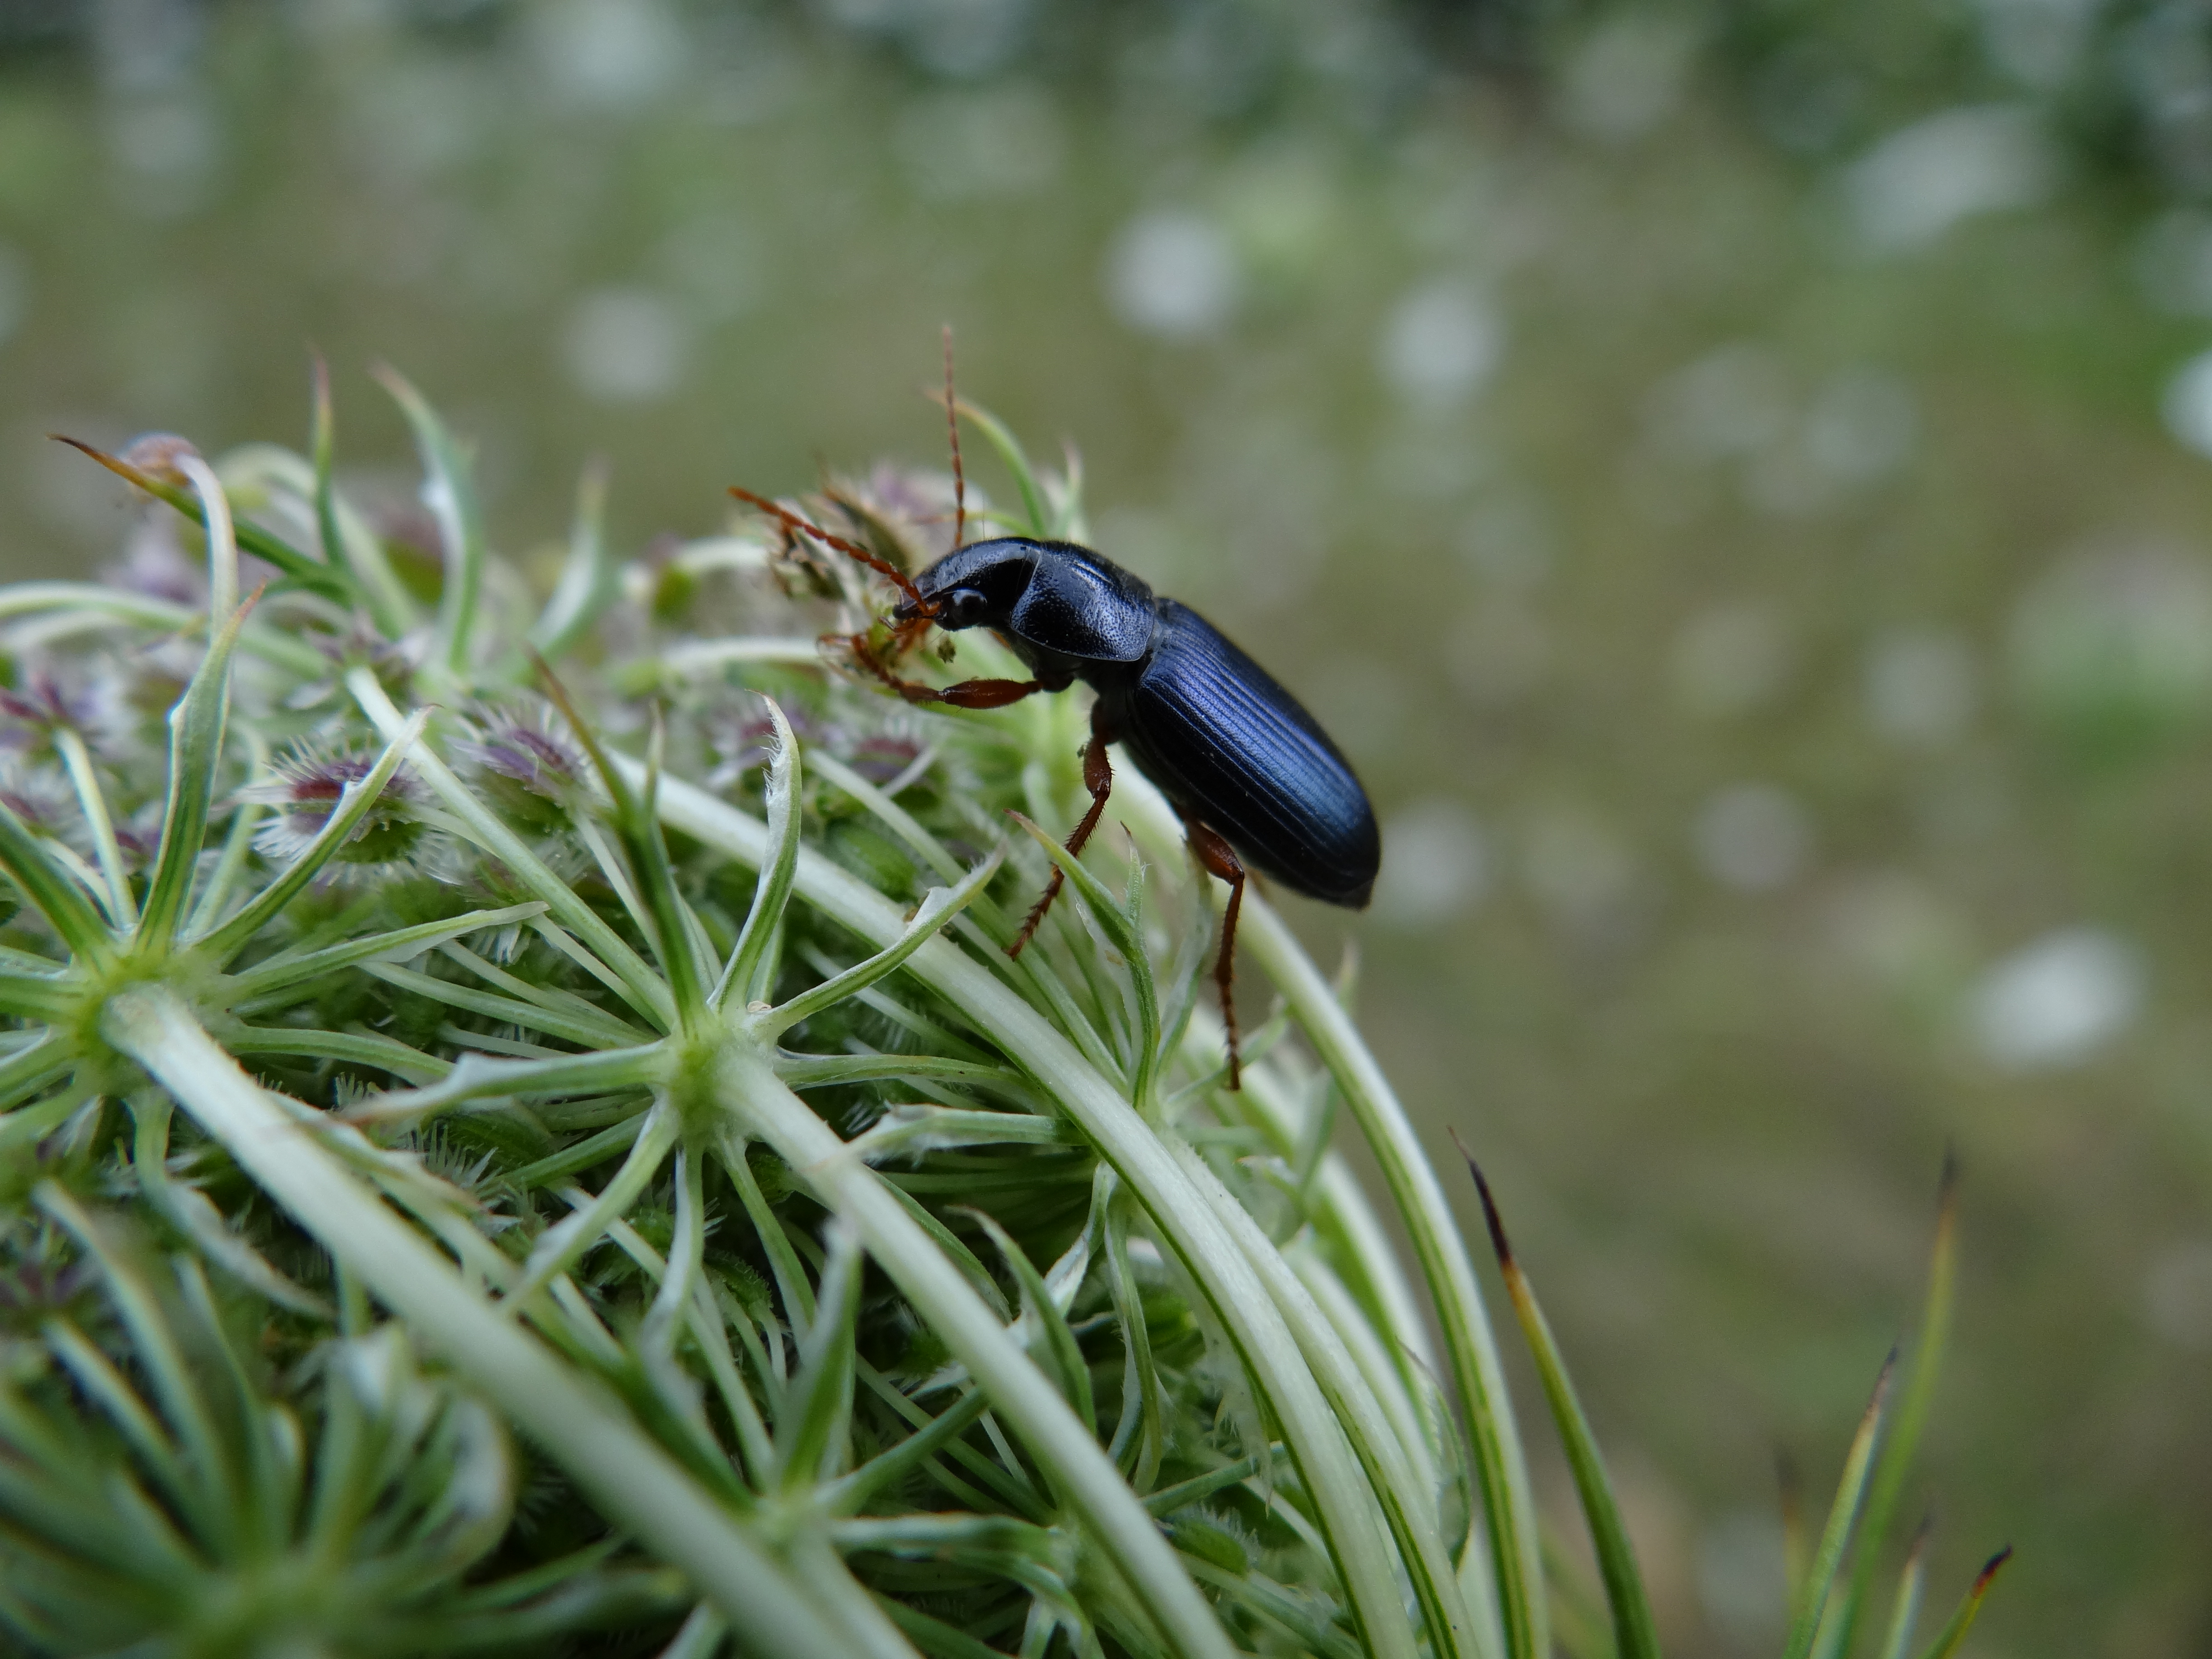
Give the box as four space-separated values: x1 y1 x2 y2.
120 433 203 485
1973 1545 2014 1590
1448 1127 1514 1268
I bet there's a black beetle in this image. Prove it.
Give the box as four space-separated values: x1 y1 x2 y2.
732 413 1377 1091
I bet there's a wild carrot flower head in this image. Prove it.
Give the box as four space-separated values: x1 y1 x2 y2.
0 674 94 748
0 771 73 854
247 741 424 867
102 514 204 607
455 703 586 832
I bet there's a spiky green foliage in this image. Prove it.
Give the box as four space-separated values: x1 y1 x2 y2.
0 374 2001 1658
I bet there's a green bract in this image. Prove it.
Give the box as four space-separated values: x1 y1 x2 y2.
0 376 2001 1659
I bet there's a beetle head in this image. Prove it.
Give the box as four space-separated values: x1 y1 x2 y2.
896 539 1040 632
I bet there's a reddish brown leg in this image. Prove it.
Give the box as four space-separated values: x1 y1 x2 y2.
1185 820 1247 1091
1008 713 1115 958
843 626 943 702
844 628 1048 707
928 677 1050 709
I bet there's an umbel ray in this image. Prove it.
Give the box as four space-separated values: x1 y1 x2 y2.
732 341 1380 1088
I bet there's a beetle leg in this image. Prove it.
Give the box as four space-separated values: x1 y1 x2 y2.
840 631 1045 707
1184 820 1247 1092
1008 715 1115 958
926 677 1050 709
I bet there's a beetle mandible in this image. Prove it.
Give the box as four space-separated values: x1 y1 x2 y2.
732 356 1378 1090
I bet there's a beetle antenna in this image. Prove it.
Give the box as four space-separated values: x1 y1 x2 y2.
729 486 928 611
942 323 966 553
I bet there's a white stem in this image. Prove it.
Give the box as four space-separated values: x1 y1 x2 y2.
1115 761 1547 1659
1174 1138 1487 1659
718 1044 1242 1659
54 727 136 928
103 985 892 1659
655 638 825 675
177 455 238 625
1191 1011 1439 1378
0 584 327 674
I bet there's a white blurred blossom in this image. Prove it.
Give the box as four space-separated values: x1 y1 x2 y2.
1559 13 1700 142
0 244 23 348
561 288 690 403
1972 927 2143 1070
1645 344 1787 462
1697 1510 1788 1644
2135 211 2212 316
896 84 1065 200
1456 490 1555 590
1847 105 2055 251
1104 211 1239 341
1446 600 1552 707
1804 369 1918 483
655 215 768 321
1671 601 1790 717
1371 798 1488 929
2144 1240 2212 1350
1695 783 1812 892
2163 350 2212 458
530 0 685 110
1865 628 1977 745
107 93 221 217
2011 545 2212 731
1973 0 2099 90
1521 806 1635 924
1378 281 1503 409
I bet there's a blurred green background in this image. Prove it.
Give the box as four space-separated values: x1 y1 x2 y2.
5 0 2212 1651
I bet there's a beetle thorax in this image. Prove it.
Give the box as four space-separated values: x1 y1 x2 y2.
912 539 1158 669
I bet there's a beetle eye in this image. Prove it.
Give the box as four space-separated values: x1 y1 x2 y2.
942 588 988 628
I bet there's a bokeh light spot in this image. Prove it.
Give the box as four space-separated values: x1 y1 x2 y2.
530 0 685 111
1378 281 1503 410
2143 1239 2212 1350
1694 783 1812 892
1972 926 2143 1070
1846 104 2055 251
560 287 690 404
1865 627 1977 745
2161 348 2212 457
1697 1509 1787 1644
1372 797 1489 929
1804 367 1918 483
895 84 1065 200
1103 210 1239 340
1671 601 1790 717
0 244 24 348
1559 14 1700 143
1645 343 1787 463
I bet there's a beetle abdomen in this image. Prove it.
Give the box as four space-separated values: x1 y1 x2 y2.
1109 600 1379 908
